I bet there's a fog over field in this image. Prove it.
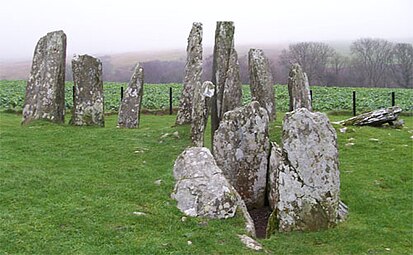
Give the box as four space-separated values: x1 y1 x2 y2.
0 0 412 60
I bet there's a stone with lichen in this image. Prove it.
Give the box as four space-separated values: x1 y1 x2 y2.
248 48 276 121
288 63 312 111
118 63 144 128
22 30 66 124
213 101 270 209
70 54 104 127
176 22 203 125
191 81 214 146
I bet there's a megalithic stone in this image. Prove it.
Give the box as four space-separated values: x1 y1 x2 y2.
211 21 235 146
176 22 203 125
118 63 144 128
222 49 242 115
70 54 104 127
22 30 67 124
191 81 214 147
248 49 276 121
213 101 270 209
288 63 312 111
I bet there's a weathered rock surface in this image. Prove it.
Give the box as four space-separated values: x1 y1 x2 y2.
248 49 276 121
222 49 242 115
118 63 144 128
22 30 67 124
213 101 270 209
237 235 263 251
176 22 203 125
288 63 312 111
267 108 341 232
171 147 240 219
70 54 104 126
211 21 236 142
191 81 214 146
338 106 402 126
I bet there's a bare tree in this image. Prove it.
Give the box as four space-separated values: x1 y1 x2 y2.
279 42 335 85
350 38 393 87
391 43 413 88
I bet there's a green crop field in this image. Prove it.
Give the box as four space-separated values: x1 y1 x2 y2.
0 80 412 114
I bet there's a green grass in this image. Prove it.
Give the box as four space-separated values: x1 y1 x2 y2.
0 112 412 254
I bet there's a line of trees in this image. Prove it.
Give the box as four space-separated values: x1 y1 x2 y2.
279 39 412 88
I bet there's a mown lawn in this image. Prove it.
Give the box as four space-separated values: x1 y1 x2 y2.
0 112 412 254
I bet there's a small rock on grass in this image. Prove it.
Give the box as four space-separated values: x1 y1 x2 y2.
132 211 146 216
154 179 162 185
237 235 262 251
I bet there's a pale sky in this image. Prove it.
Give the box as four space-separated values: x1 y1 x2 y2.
1 0 412 60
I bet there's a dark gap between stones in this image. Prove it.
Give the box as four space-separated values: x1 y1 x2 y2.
249 206 272 239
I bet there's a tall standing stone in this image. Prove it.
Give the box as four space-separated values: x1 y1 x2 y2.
222 49 242 115
70 54 104 127
211 21 236 144
267 108 341 232
213 101 270 209
248 49 276 121
22 30 66 124
176 22 203 125
288 63 312 111
118 63 144 128
191 81 214 146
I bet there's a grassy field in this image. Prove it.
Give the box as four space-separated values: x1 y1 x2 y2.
1 80 412 114
0 111 412 254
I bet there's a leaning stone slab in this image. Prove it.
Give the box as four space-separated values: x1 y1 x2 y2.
287 63 312 111
248 49 276 121
338 106 402 127
213 101 270 209
118 63 144 128
70 54 104 126
176 22 203 125
171 147 240 219
267 108 341 232
191 81 214 146
22 30 67 124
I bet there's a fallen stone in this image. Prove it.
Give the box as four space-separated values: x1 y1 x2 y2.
287 63 312 111
339 106 402 127
118 63 144 128
171 147 239 219
268 108 342 232
248 48 276 121
176 22 203 125
237 235 263 251
22 30 67 124
70 54 104 126
213 101 270 209
191 81 214 146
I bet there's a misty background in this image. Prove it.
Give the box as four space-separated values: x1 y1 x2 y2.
0 0 412 87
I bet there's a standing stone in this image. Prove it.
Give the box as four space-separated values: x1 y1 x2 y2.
288 63 312 111
176 22 203 125
222 49 243 115
22 30 66 124
118 63 144 128
70 54 104 126
213 101 270 209
211 21 236 143
171 147 240 219
248 49 276 121
267 108 341 232
191 81 214 146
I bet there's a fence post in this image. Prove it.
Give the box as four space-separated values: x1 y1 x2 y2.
120 86 124 102
352 91 356 116
169 87 173 115
72 85 75 102
391 92 395 106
